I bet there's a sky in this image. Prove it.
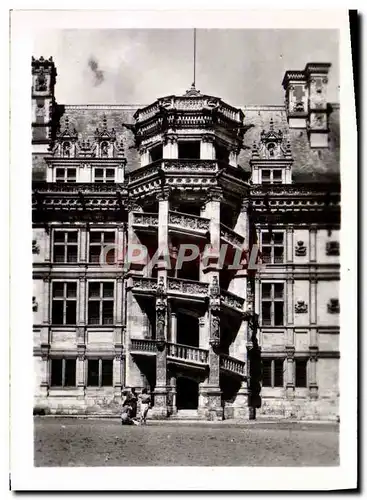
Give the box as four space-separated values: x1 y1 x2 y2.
33 29 339 106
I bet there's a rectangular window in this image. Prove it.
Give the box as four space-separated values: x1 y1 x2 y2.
88 231 115 263
55 168 77 183
50 358 76 387
53 231 78 263
262 358 284 388
51 282 77 325
87 282 115 325
261 282 284 326
94 167 115 183
261 169 283 185
87 359 113 387
261 231 284 264
295 359 308 388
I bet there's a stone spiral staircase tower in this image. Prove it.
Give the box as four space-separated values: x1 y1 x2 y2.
125 84 257 420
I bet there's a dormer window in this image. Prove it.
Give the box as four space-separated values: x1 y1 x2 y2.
261 169 282 185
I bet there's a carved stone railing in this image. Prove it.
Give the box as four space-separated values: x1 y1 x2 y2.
220 290 245 311
162 159 218 173
130 277 158 293
32 181 128 193
167 277 209 297
169 211 210 232
220 354 246 377
131 338 157 353
167 343 208 364
132 212 159 227
220 223 245 248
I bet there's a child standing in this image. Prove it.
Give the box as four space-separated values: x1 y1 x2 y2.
139 388 152 425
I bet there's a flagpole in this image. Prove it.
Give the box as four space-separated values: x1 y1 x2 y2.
193 28 196 86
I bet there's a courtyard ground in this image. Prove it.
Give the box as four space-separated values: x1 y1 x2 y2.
34 417 339 467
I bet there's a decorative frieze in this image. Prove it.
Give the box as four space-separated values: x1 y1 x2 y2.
132 212 158 227
167 277 208 296
327 298 340 314
295 300 308 314
220 290 245 311
169 212 210 232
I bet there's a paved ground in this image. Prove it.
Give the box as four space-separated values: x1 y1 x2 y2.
34 418 339 467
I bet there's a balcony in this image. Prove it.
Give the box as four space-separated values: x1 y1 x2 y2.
220 354 246 377
129 277 158 295
167 343 209 366
220 223 245 249
169 211 210 236
131 212 159 231
167 277 209 299
131 338 158 355
220 289 245 312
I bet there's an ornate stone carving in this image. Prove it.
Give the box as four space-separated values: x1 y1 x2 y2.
210 315 221 348
32 296 38 312
133 213 158 226
32 239 40 254
155 277 167 344
220 290 244 311
168 278 208 296
162 160 217 173
169 212 209 232
220 224 244 248
295 300 308 314
35 68 47 92
285 346 295 359
327 298 340 314
295 240 307 257
326 241 339 256
132 277 157 292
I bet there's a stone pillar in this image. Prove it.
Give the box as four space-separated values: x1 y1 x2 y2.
163 135 178 159
116 162 125 183
309 347 318 399
229 147 239 167
309 225 317 263
200 135 215 160
40 347 50 395
170 312 177 344
76 351 86 389
285 346 295 398
43 228 51 263
113 352 124 397
169 376 177 415
156 188 170 280
286 225 294 263
79 225 87 263
286 277 294 325
310 276 317 325
140 147 151 167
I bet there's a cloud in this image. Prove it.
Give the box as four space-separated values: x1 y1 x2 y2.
88 57 104 86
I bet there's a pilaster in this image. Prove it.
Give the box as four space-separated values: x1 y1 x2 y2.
309 275 317 325
309 225 317 263
200 134 215 160
285 346 295 398
309 346 319 399
286 225 294 263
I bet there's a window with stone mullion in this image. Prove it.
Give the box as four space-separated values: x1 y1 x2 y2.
88 282 114 325
51 282 77 325
261 283 284 326
89 231 115 263
261 231 284 264
261 358 284 388
53 231 78 263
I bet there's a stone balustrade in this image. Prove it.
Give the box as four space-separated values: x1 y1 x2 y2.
132 212 159 227
130 338 157 353
167 342 208 364
130 277 158 293
220 289 245 311
220 223 245 248
220 354 246 377
169 211 210 232
167 277 209 297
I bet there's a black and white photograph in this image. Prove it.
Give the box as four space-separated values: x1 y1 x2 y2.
9 7 357 492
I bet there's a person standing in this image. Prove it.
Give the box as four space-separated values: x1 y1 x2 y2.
139 388 152 425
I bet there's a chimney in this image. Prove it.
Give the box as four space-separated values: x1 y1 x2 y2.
305 62 331 148
282 69 308 129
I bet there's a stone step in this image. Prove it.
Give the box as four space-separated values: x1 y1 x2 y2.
168 409 200 420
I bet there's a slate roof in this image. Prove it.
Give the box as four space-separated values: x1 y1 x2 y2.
32 101 340 183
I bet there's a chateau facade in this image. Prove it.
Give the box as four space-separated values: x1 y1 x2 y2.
32 56 340 420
